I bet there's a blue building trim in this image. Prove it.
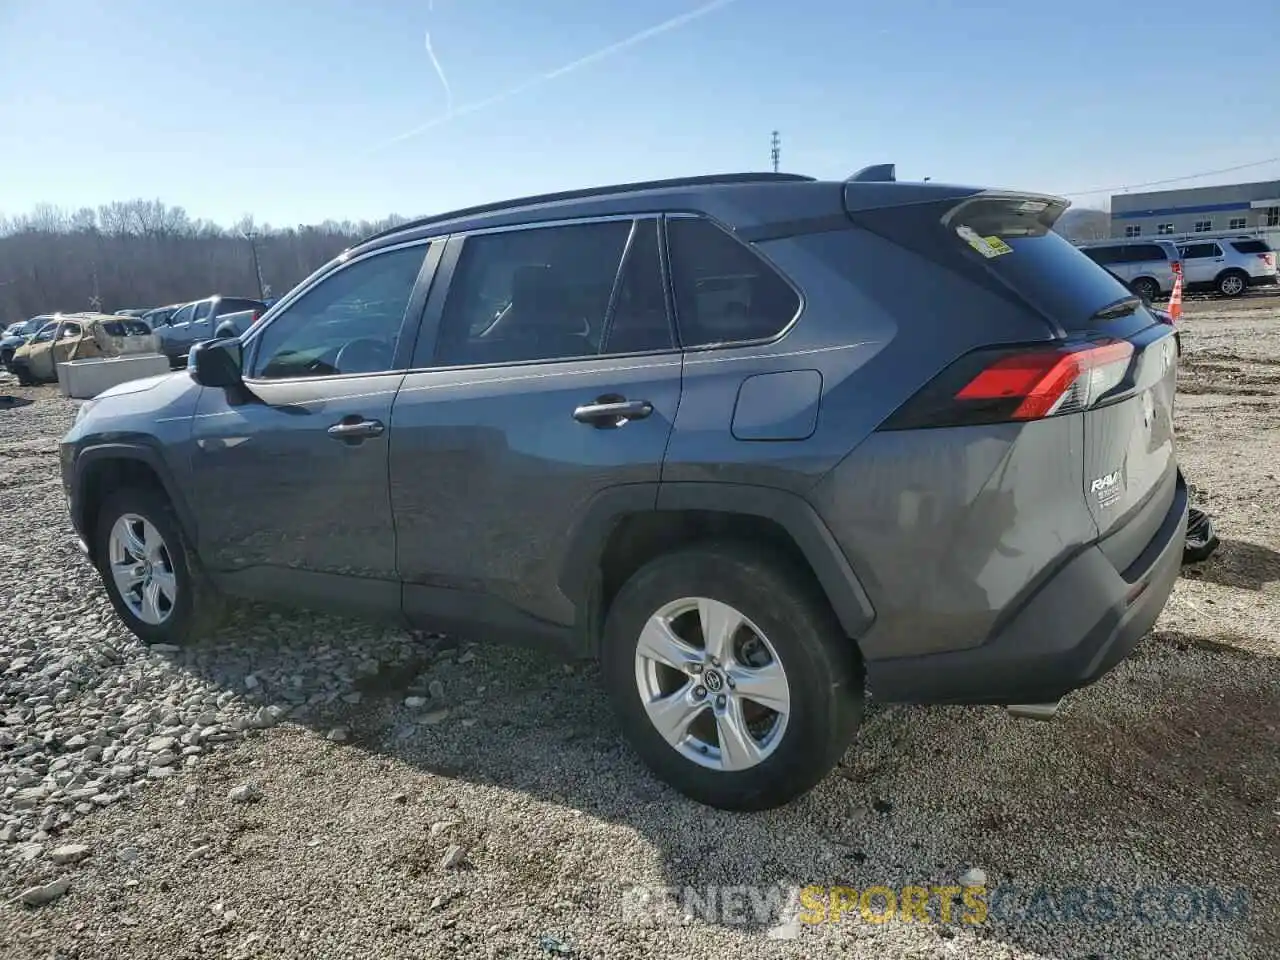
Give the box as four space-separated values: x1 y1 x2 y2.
1113 201 1252 220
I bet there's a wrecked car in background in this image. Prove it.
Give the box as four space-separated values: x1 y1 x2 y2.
11 313 161 386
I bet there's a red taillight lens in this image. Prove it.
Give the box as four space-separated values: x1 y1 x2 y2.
1260 253 1274 267
881 339 1137 431
957 341 1134 420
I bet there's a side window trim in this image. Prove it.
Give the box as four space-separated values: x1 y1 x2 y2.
411 216 679 372
662 211 804 351
596 220 640 355
239 237 439 382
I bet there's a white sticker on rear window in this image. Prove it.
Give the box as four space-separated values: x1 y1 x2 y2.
956 225 1012 258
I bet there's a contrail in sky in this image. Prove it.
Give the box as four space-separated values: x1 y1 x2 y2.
423 29 453 116
369 0 742 154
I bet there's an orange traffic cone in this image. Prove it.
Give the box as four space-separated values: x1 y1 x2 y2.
1168 268 1183 322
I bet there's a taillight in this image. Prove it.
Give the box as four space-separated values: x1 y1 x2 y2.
1172 260 1182 274
881 340 1135 430
1260 253 1274 268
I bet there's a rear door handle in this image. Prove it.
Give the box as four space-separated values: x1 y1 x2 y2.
327 417 385 441
573 397 653 427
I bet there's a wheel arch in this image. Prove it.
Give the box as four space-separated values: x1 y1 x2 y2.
558 482 876 652
74 444 197 563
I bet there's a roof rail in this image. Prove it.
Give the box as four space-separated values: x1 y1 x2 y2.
356 172 816 246
846 163 896 183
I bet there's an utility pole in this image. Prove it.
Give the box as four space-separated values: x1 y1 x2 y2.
241 229 265 300
770 130 781 173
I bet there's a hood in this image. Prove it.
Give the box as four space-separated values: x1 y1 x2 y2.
95 370 187 400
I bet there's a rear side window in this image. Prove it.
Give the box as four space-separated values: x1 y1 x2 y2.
104 320 151 336
431 220 632 367
666 218 799 347
1231 240 1271 254
1180 243 1219 259
1081 246 1120 266
217 298 264 315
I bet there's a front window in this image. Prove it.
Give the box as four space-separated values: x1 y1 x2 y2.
250 244 427 379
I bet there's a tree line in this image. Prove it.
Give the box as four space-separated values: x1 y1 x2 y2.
0 199 411 322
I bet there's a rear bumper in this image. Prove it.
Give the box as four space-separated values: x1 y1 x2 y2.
866 471 1188 705
1247 274 1278 287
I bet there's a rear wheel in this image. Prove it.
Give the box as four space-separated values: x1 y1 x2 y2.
1131 276 1160 303
1217 270 1248 297
93 486 224 645
601 542 863 810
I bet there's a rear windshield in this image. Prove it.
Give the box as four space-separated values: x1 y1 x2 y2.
217 298 263 314
1231 240 1271 254
101 320 151 337
944 197 1156 337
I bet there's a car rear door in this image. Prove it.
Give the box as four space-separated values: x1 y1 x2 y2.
388 217 681 637
187 240 438 613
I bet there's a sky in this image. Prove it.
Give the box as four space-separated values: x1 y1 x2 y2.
2 0 1280 228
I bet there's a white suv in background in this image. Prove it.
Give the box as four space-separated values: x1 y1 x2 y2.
1076 239 1182 302
1176 238 1278 297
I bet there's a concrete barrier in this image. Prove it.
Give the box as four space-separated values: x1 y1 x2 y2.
56 354 172 400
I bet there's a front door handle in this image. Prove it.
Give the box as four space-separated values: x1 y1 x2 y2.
327 416 385 442
573 396 653 427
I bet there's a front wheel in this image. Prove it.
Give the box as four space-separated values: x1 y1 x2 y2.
1217 270 1248 298
93 486 224 645
601 542 864 810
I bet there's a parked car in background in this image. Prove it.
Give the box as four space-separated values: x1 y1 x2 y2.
211 307 269 340
1 315 58 370
11 313 160 385
1176 237 1277 297
141 304 182 330
1076 239 1182 303
152 296 268 367
114 308 151 319
60 169 1186 810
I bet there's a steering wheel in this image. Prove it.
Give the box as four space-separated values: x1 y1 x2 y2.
334 338 393 374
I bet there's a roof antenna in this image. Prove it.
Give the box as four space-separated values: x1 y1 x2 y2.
847 163 896 183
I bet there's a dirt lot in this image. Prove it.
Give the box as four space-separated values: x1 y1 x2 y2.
1 296 1278 960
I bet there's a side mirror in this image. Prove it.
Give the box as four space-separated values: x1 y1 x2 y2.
189 338 243 388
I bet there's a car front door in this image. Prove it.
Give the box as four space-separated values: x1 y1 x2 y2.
388 217 682 640
1179 243 1221 285
160 303 196 363
188 240 439 613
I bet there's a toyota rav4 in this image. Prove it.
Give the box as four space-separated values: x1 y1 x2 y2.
60 168 1187 810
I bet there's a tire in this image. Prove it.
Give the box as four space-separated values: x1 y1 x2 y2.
1 350 12 371
1131 277 1160 303
1217 270 1248 298
93 485 224 645
13 362 36 387
601 542 864 810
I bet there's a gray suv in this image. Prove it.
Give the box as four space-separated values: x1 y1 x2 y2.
1076 239 1182 302
1176 238 1278 297
60 169 1187 810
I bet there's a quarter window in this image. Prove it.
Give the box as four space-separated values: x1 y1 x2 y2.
430 220 633 367
250 244 427 379
666 217 800 347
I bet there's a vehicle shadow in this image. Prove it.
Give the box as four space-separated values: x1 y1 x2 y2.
1183 538 1280 591
164 605 1279 958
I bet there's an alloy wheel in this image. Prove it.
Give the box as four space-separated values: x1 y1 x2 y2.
108 513 177 625
633 596 791 772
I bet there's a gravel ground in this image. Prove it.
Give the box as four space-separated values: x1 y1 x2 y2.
1 296 1278 960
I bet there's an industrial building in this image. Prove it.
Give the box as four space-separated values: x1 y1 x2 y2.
1110 179 1280 243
